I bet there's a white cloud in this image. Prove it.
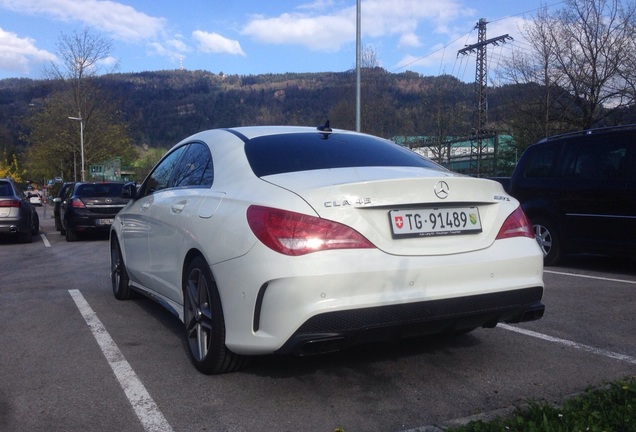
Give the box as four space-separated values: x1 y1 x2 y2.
241 0 474 52
297 0 335 11
99 55 118 68
395 53 437 71
242 12 355 51
398 33 421 49
0 0 166 41
192 31 246 56
0 27 56 74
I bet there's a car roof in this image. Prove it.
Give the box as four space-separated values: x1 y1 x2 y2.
181 125 357 144
536 123 636 145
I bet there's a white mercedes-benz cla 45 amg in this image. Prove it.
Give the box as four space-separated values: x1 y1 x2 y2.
110 125 544 374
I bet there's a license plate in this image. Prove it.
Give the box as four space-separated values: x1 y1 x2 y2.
96 218 114 225
389 207 482 238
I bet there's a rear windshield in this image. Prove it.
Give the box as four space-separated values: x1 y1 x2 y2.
0 181 12 197
76 183 124 197
244 132 446 177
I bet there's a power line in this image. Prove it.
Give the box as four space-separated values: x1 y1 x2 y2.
390 1 564 76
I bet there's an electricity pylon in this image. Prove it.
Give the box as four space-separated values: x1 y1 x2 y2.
458 18 512 176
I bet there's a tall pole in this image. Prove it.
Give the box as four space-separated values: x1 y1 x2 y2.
355 0 361 132
68 116 85 181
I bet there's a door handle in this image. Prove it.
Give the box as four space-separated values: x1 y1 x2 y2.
171 202 187 214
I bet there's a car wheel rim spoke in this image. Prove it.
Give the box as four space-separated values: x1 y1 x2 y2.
196 324 208 360
111 249 120 287
534 225 552 255
186 268 213 362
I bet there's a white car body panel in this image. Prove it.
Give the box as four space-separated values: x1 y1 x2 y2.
213 236 542 354
263 167 516 256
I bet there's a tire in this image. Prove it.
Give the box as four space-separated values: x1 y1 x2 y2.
111 237 134 300
31 211 39 236
183 256 248 374
55 214 61 231
65 227 78 242
533 218 562 266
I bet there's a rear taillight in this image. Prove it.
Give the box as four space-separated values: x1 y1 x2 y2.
0 199 20 208
71 198 86 208
496 206 535 240
247 205 375 256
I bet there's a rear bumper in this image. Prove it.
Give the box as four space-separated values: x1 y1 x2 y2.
0 219 30 234
275 286 544 355
66 216 114 232
212 236 545 356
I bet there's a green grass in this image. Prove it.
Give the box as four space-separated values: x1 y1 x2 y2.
447 377 636 432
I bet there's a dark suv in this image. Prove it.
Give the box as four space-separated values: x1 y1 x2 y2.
505 125 635 265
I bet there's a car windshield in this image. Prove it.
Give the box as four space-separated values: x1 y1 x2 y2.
244 132 446 177
76 183 124 197
0 182 12 197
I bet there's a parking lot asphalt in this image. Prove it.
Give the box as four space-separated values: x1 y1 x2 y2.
0 205 634 432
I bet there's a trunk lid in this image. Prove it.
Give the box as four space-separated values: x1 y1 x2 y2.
263 167 518 256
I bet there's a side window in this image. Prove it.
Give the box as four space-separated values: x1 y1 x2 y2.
561 138 628 179
524 144 559 178
140 145 187 197
171 142 214 188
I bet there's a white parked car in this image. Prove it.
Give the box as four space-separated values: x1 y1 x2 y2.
27 192 42 206
110 125 545 374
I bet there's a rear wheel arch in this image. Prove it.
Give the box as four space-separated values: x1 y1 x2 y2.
181 253 248 374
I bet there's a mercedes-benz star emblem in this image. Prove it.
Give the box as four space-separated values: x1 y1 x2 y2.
434 181 449 199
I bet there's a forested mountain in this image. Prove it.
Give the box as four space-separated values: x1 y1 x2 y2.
1 68 635 154
0 69 475 152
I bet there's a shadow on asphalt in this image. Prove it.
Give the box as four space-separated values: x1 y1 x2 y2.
552 254 635 277
126 290 484 378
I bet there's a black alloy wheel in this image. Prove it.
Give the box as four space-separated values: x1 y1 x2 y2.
111 237 134 300
183 256 247 374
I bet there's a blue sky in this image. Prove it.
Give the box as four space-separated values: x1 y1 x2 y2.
0 0 565 82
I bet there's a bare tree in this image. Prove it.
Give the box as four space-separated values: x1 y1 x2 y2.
552 0 636 128
47 27 118 118
24 28 133 182
361 45 380 69
49 27 115 78
498 0 636 134
499 7 569 138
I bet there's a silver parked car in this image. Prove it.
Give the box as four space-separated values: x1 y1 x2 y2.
0 178 39 243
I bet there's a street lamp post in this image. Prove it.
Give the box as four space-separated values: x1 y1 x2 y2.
68 116 85 181
356 0 361 132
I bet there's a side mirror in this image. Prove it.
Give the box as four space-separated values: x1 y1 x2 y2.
53 197 61 203
121 182 138 199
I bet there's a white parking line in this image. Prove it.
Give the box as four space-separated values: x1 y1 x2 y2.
40 233 50 247
68 289 174 432
499 324 636 365
544 269 636 285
